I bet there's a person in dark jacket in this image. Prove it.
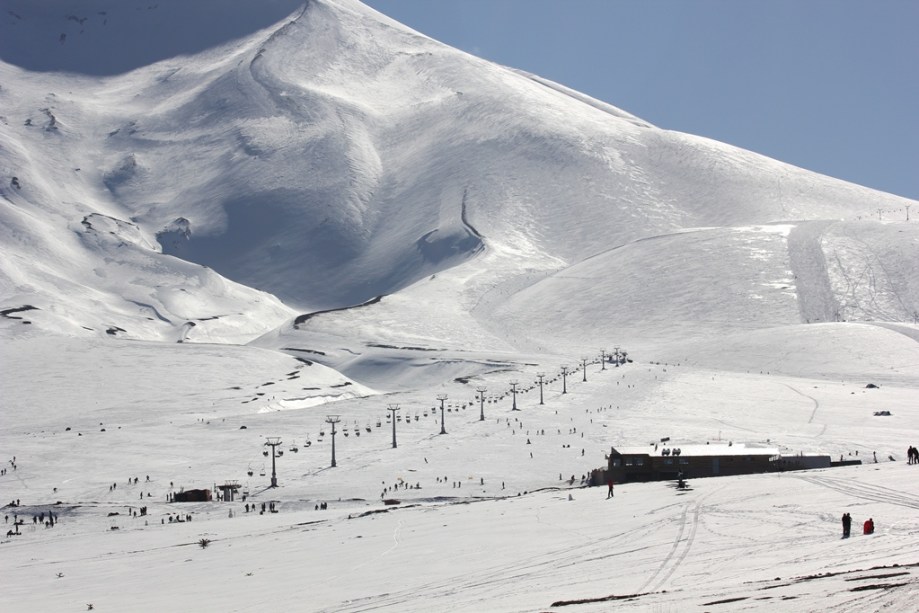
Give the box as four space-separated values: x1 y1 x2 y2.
842 512 852 538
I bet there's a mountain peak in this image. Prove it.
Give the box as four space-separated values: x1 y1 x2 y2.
1 0 916 350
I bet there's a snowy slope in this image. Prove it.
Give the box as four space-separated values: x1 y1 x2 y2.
2 0 916 344
3 336 919 612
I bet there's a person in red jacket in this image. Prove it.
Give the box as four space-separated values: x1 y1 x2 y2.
863 518 875 535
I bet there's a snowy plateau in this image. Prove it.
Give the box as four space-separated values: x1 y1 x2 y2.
1 0 919 611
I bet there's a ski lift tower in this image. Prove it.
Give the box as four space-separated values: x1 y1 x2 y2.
387 404 400 448
265 438 282 487
476 386 487 421
436 394 448 434
580 357 588 382
325 416 340 467
265 436 281 487
509 380 520 411
599 349 608 371
535 373 545 405
560 365 569 394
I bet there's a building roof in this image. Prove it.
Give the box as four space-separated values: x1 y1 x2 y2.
611 443 779 458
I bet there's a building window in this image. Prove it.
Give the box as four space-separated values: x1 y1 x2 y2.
636 457 644 466
664 458 673 465
611 459 621 467
679 458 689 465
625 457 634 466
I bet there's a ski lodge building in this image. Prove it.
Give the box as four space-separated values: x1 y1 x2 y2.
604 442 831 483
173 488 212 503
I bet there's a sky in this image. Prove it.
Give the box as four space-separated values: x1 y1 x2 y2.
364 0 919 201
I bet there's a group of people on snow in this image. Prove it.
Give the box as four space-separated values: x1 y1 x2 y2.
842 512 874 537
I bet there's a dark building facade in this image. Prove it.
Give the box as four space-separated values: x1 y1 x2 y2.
606 443 780 483
173 488 212 502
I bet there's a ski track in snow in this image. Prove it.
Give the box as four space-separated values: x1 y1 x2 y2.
796 474 919 511
784 383 821 425
638 486 721 594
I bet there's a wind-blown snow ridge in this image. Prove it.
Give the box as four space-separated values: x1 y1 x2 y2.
509 67 655 129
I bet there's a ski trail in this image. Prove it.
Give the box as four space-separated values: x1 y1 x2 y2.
796 475 919 510
787 220 838 324
637 486 721 594
381 518 403 557
322 516 405 588
321 508 681 613
636 501 691 593
784 383 820 424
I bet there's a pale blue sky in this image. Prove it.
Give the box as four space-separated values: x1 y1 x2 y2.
365 0 918 201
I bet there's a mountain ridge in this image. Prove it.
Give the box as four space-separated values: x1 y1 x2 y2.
1 0 916 358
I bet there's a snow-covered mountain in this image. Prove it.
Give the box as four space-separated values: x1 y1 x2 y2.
3 0 916 352
2 2 919 611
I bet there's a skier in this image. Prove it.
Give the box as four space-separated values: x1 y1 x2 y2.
842 512 852 538
863 518 875 535
607 478 614 499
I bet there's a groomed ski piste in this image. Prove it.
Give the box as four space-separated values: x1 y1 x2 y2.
3 334 919 611
2 1 919 611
